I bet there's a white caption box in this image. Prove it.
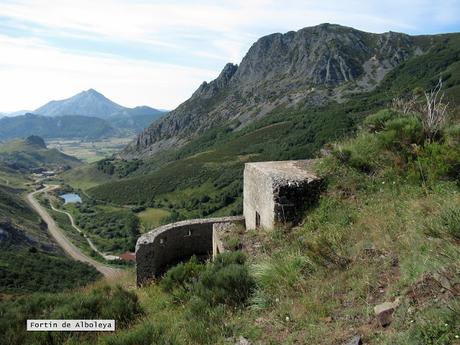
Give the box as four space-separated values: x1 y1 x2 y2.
27 320 115 331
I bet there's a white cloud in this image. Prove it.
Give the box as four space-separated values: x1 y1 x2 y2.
0 0 459 111
0 35 217 111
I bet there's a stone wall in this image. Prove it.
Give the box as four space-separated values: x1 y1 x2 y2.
136 216 244 285
243 164 275 230
273 178 323 226
212 221 243 259
244 160 322 230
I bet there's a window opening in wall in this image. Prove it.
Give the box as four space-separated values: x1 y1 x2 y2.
256 211 261 228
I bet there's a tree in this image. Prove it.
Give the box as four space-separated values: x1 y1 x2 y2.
419 78 449 141
391 78 449 141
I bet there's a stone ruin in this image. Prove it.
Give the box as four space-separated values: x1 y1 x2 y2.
136 216 244 285
136 159 321 285
243 159 322 230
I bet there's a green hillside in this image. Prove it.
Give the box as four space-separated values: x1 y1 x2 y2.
84 34 460 222
0 114 118 141
0 137 100 294
0 183 101 294
0 136 81 172
3 104 459 345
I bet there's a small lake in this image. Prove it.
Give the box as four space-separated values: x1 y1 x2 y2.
60 193 82 204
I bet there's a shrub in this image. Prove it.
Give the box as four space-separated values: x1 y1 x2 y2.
411 142 460 184
49 285 142 327
363 109 400 132
160 256 204 302
445 124 460 147
193 252 254 307
378 117 424 151
223 233 242 251
0 285 142 345
333 133 383 173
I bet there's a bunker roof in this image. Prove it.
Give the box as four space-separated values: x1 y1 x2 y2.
245 159 319 184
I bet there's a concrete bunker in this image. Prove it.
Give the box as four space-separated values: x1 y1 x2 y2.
136 159 322 285
243 160 322 230
136 216 244 285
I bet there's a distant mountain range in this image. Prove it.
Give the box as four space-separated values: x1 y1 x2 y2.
34 89 164 120
0 114 117 141
0 110 31 117
0 89 167 141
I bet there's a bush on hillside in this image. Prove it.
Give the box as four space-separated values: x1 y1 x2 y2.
445 124 460 146
160 256 204 302
193 252 254 307
410 142 460 184
378 116 425 151
363 109 400 132
333 133 383 173
161 252 254 308
0 285 142 345
333 108 460 186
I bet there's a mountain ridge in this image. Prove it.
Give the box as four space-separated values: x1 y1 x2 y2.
0 90 168 140
123 23 441 158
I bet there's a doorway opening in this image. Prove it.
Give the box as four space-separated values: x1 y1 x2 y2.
255 211 261 228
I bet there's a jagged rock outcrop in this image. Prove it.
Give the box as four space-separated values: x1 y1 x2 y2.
123 23 427 158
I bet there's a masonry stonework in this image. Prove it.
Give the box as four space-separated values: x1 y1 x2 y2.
243 160 322 230
136 159 322 285
136 216 244 285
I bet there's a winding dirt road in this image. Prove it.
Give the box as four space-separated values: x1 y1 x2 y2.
27 185 121 278
49 203 120 261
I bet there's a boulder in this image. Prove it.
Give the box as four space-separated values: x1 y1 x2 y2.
374 297 401 327
344 336 362 345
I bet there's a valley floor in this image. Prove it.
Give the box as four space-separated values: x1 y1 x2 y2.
26 185 121 278
47 137 135 163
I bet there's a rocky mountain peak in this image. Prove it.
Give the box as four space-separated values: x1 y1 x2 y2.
124 24 427 159
33 89 163 121
193 63 238 99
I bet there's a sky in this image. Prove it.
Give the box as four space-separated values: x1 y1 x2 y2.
0 0 459 112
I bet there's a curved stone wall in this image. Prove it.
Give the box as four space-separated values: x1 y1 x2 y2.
136 216 244 285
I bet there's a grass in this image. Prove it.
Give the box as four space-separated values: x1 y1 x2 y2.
1 107 457 345
84 109 459 345
0 282 142 345
136 208 171 232
0 248 101 294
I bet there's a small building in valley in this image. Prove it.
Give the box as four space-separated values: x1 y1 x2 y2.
243 160 322 230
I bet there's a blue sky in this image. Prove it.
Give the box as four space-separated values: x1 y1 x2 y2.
0 0 459 112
